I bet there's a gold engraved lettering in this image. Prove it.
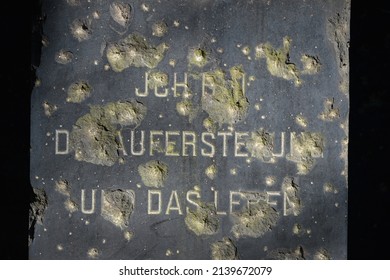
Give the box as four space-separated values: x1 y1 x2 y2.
217 132 232 157
165 131 180 156
81 189 96 214
182 131 197 156
165 190 182 215
201 132 215 157
148 190 162 215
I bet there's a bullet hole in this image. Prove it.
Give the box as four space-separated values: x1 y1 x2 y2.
55 49 73 64
205 164 217 180
152 21 168 37
188 48 208 67
301 55 321 74
110 2 132 27
319 98 340 121
66 81 92 103
70 19 92 42
295 114 308 128
43 101 57 117
87 248 99 259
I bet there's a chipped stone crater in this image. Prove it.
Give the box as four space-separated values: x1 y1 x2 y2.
202 66 249 125
268 246 305 260
70 19 92 41
246 129 274 162
185 202 219 236
106 33 169 72
70 100 146 166
282 177 301 216
211 237 239 260
29 188 48 245
110 2 132 27
55 49 73 64
67 81 92 103
231 199 279 239
138 160 168 188
288 132 324 174
101 189 135 229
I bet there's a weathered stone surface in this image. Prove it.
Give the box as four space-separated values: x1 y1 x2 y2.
30 0 349 259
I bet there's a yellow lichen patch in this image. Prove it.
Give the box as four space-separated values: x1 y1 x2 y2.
185 202 219 236
231 200 279 239
101 189 135 229
301 55 321 74
66 81 92 103
43 101 57 117
211 237 238 260
255 37 301 86
55 49 73 64
106 33 169 72
70 100 146 166
138 160 168 188
295 114 308 128
319 98 340 121
282 177 301 216
246 129 274 162
188 48 208 67
70 19 92 42
288 132 324 175
152 21 168 37
202 66 249 125
110 2 132 27
205 164 217 180
64 199 78 213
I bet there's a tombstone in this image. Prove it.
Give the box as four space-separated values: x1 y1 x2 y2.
30 0 350 259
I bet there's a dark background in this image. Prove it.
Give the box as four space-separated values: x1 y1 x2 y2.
0 0 389 259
